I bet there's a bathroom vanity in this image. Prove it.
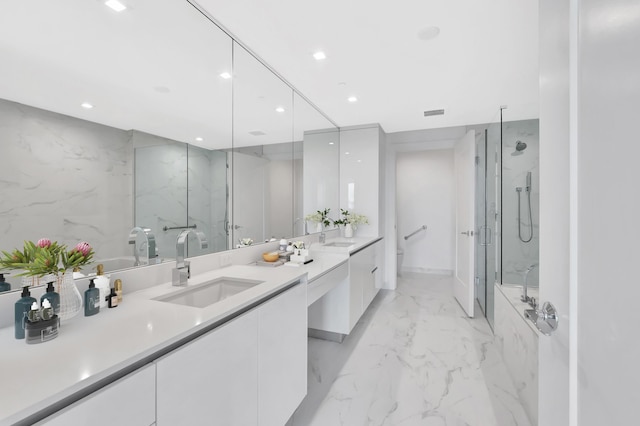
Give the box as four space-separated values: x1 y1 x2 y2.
0 265 308 426
0 235 384 426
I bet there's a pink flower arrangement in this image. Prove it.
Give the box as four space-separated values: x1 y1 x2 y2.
37 238 52 248
74 242 92 257
0 239 95 277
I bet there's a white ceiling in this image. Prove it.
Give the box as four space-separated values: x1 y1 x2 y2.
195 0 540 132
0 0 538 148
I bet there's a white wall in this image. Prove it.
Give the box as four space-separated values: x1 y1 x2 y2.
576 0 640 424
396 149 455 274
538 0 571 424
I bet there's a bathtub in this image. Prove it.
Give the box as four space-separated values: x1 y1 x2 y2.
494 282 540 425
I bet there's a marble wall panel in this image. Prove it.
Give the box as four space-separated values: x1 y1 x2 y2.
0 98 133 263
501 119 540 286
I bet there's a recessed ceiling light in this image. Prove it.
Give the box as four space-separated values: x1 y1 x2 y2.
357 160 362 163
81 102 94 109
195 137 204 142
329 142 335 145
275 107 285 113
219 72 231 79
313 51 326 60
347 96 358 103
105 0 127 12
345 152 350 155
417 26 440 41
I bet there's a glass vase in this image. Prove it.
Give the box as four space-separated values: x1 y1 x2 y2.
55 271 83 321
344 223 354 238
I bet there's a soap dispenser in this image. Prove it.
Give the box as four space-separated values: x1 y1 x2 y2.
94 264 110 309
0 273 11 293
84 279 100 316
40 281 60 316
15 286 37 339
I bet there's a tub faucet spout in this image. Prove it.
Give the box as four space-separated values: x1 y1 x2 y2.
129 227 157 266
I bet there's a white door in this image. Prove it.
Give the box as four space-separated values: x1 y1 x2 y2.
539 0 640 424
454 130 475 317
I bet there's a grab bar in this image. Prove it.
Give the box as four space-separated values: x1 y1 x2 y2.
404 225 427 240
163 224 197 232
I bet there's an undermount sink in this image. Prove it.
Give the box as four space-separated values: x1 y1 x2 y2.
153 277 264 308
323 242 355 248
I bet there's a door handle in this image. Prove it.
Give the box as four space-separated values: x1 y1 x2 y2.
524 302 559 336
460 230 474 236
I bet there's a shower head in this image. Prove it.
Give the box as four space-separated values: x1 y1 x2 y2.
511 140 527 156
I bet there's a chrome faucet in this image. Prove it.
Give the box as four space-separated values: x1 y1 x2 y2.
521 263 538 307
173 230 208 286
128 227 157 266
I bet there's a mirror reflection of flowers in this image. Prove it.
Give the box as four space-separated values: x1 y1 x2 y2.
305 208 332 227
332 209 369 228
0 238 94 277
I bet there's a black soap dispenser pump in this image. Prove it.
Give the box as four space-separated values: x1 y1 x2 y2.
41 281 60 316
15 286 37 339
0 273 11 293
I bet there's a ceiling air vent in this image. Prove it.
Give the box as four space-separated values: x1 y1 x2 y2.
248 130 266 136
423 109 445 117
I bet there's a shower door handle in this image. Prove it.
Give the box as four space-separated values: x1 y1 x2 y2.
479 226 492 246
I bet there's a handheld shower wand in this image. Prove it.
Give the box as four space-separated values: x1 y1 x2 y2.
517 172 534 243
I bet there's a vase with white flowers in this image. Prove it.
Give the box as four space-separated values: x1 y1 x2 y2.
332 209 368 238
305 208 333 233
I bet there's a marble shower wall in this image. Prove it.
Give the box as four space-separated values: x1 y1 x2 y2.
134 133 187 260
501 119 539 286
0 98 133 261
134 132 229 258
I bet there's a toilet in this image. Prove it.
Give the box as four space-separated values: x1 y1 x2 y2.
397 249 404 277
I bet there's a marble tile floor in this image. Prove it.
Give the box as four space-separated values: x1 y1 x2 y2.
288 273 533 426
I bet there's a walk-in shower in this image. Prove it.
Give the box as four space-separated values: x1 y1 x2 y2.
474 109 539 329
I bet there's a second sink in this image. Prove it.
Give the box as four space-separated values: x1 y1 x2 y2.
154 277 264 308
323 242 355 248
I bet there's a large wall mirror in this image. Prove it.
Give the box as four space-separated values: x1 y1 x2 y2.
0 0 339 296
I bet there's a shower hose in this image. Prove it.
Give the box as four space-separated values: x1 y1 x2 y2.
517 188 533 243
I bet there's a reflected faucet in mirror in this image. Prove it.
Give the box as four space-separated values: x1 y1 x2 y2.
128 227 157 266
173 230 208 287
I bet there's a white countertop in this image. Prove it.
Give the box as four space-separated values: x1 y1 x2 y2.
0 264 306 425
0 236 381 425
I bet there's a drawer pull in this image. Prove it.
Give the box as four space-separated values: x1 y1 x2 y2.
371 266 378 274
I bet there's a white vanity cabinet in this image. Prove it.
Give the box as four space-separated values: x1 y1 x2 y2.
309 240 383 337
358 242 382 314
155 282 307 426
156 310 259 426
38 364 156 426
258 282 307 426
